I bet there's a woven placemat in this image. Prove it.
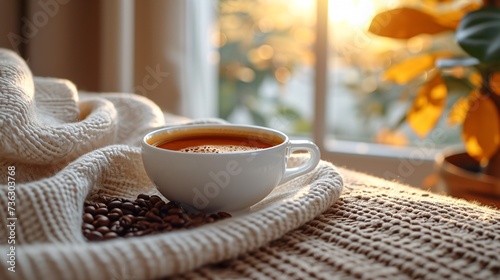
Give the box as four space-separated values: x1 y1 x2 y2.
172 168 500 280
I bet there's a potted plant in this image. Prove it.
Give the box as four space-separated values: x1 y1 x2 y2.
368 0 500 207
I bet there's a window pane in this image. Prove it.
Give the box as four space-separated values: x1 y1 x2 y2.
216 0 475 150
217 0 316 137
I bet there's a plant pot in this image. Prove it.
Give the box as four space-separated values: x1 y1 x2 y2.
435 148 500 208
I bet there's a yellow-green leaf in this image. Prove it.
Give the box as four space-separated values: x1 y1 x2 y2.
447 96 470 126
469 71 482 88
383 53 451 84
384 54 433 85
489 72 500 96
369 7 454 39
407 73 447 137
463 95 500 163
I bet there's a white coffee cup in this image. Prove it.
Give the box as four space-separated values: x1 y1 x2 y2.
141 124 320 212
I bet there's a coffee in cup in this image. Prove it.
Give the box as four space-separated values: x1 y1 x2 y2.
152 127 282 153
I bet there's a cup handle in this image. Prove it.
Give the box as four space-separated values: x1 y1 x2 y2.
279 140 321 185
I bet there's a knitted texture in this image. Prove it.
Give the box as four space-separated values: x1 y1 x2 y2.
174 168 500 280
0 49 344 279
0 49 165 183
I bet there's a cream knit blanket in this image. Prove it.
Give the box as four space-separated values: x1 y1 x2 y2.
0 49 343 279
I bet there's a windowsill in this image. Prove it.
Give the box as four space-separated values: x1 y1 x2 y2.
324 138 441 160
320 138 445 188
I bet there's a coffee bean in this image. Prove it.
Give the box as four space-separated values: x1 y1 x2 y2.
108 213 121 221
104 232 119 240
125 214 136 220
94 216 110 227
167 207 183 215
121 202 135 211
160 204 171 213
181 213 191 222
113 225 125 234
133 222 149 230
108 200 122 210
84 205 96 214
94 214 105 220
209 213 219 219
138 201 150 209
95 208 108 216
146 211 163 223
163 215 179 223
135 229 153 236
96 203 107 209
161 224 173 231
82 223 94 231
149 222 163 230
134 216 147 223
121 209 133 215
86 231 103 241
110 208 123 216
153 200 165 209
82 194 232 242
120 216 133 227
82 223 95 230
170 218 185 227
110 223 119 231
149 195 162 205
96 226 110 234
83 213 94 224
190 218 205 226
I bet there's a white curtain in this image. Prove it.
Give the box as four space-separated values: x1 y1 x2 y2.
0 0 218 118
104 0 219 118
181 0 218 119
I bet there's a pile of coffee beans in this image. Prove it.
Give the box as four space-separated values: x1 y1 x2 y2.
82 194 231 242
